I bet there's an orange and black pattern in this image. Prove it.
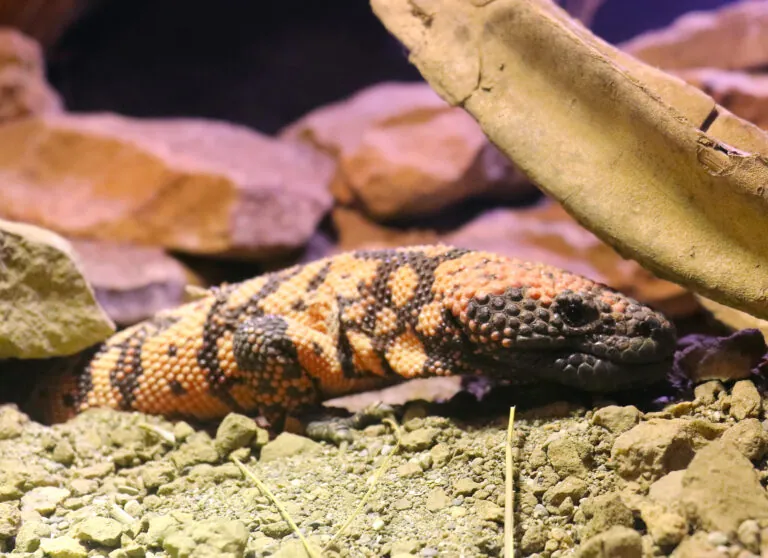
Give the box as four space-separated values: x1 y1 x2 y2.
47 245 677 423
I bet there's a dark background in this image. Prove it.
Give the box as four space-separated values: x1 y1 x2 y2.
46 0 736 135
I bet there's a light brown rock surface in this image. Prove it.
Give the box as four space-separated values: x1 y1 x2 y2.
281 81 533 220
0 114 333 258
621 0 768 71
0 27 62 123
71 240 201 327
0 219 114 359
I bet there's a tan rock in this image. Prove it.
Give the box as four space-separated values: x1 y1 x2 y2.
611 419 723 481
621 1 768 71
576 526 642 558
281 81 533 220
0 27 62 123
71 240 202 327
730 380 762 421
721 419 768 462
0 114 333 258
0 219 115 359
675 69 768 131
681 439 768 534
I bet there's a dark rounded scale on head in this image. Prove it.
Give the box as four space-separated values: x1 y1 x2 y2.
476 307 491 323
532 320 548 334
491 297 506 310
505 305 520 317
553 293 600 328
535 309 549 321
519 311 535 324
522 300 537 311
506 288 523 301
491 313 507 330
636 317 662 337
476 293 490 305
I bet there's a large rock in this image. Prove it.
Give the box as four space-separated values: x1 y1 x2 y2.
0 114 333 258
621 1 768 71
0 219 115 359
281 81 534 220
71 239 201 327
0 28 62 123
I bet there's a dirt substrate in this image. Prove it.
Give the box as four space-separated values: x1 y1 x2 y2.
1 378 768 558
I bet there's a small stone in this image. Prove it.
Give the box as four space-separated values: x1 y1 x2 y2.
52 439 76 466
581 493 634 540
215 413 262 456
475 500 503 523
577 526 642 558
397 462 422 478
401 428 440 452
146 515 179 547
520 522 547 554
170 442 220 469
706 531 730 546
21 486 70 515
642 507 687 548
140 461 177 490
39 536 88 558
426 488 451 512
372 518 386 530
730 380 762 420
392 540 421 555
721 419 768 462
0 405 27 440
0 500 20 540
737 520 760 553
671 532 721 558
592 405 641 434
74 517 124 548
162 519 249 558
453 478 481 496
260 433 320 462
682 439 768 533
76 461 115 479
542 476 588 507
261 521 293 539
429 443 451 467
694 381 725 405
172 422 195 443
547 436 592 478
15 519 51 551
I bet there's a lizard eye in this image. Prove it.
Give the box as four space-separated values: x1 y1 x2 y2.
554 294 598 328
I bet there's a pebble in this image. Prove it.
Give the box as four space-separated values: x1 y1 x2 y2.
259 433 320 462
730 381 762 421
721 419 768 462
169 441 220 469
591 405 641 434
577 526 641 558
474 500 503 523
39 536 88 558
74 517 124 548
542 476 588 507
0 500 20 540
397 462 422 478
520 522 547 554
21 486 71 516
581 493 633 539
52 440 76 466
401 428 440 452
0 406 27 440
162 519 248 557
546 436 592 478
214 413 265 455
453 478 481 496
139 461 177 489
426 488 451 512
737 519 760 553
14 519 51 552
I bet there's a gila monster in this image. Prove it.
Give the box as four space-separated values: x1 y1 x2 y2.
44 245 677 424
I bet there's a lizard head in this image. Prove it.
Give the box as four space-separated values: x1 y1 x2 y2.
437 253 677 391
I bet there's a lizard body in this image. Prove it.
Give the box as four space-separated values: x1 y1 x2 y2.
47 245 677 423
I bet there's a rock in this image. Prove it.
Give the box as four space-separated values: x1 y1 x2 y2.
576 526 642 558
0 405 28 440
592 405 641 435
645 510 688 549
14 519 51 552
444 203 697 317
621 1 768 71
401 427 440 452
648 470 685 511
0 500 20 540
39 536 88 558
146 514 180 547
214 413 263 456
170 441 220 470
0 219 115 358
426 488 451 512
730 380 762 420
21 486 70 515
722 419 768 462
71 239 200 327
74 517 123 548
453 478 481 496
0 114 333 258
520 522 547 554
674 330 766 385
162 519 248 558
694 381 725 405
542 476 588 508
581 493 634 540
51 439 76 466
546 435 593 478
474 500 503 523
281 81 532 220
681 439 768 533
671 532 726 558
737 519 761 554
0 28 62 123
259 433 320 462
611 419 722 481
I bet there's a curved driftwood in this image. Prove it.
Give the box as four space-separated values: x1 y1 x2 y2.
370 0 768 319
